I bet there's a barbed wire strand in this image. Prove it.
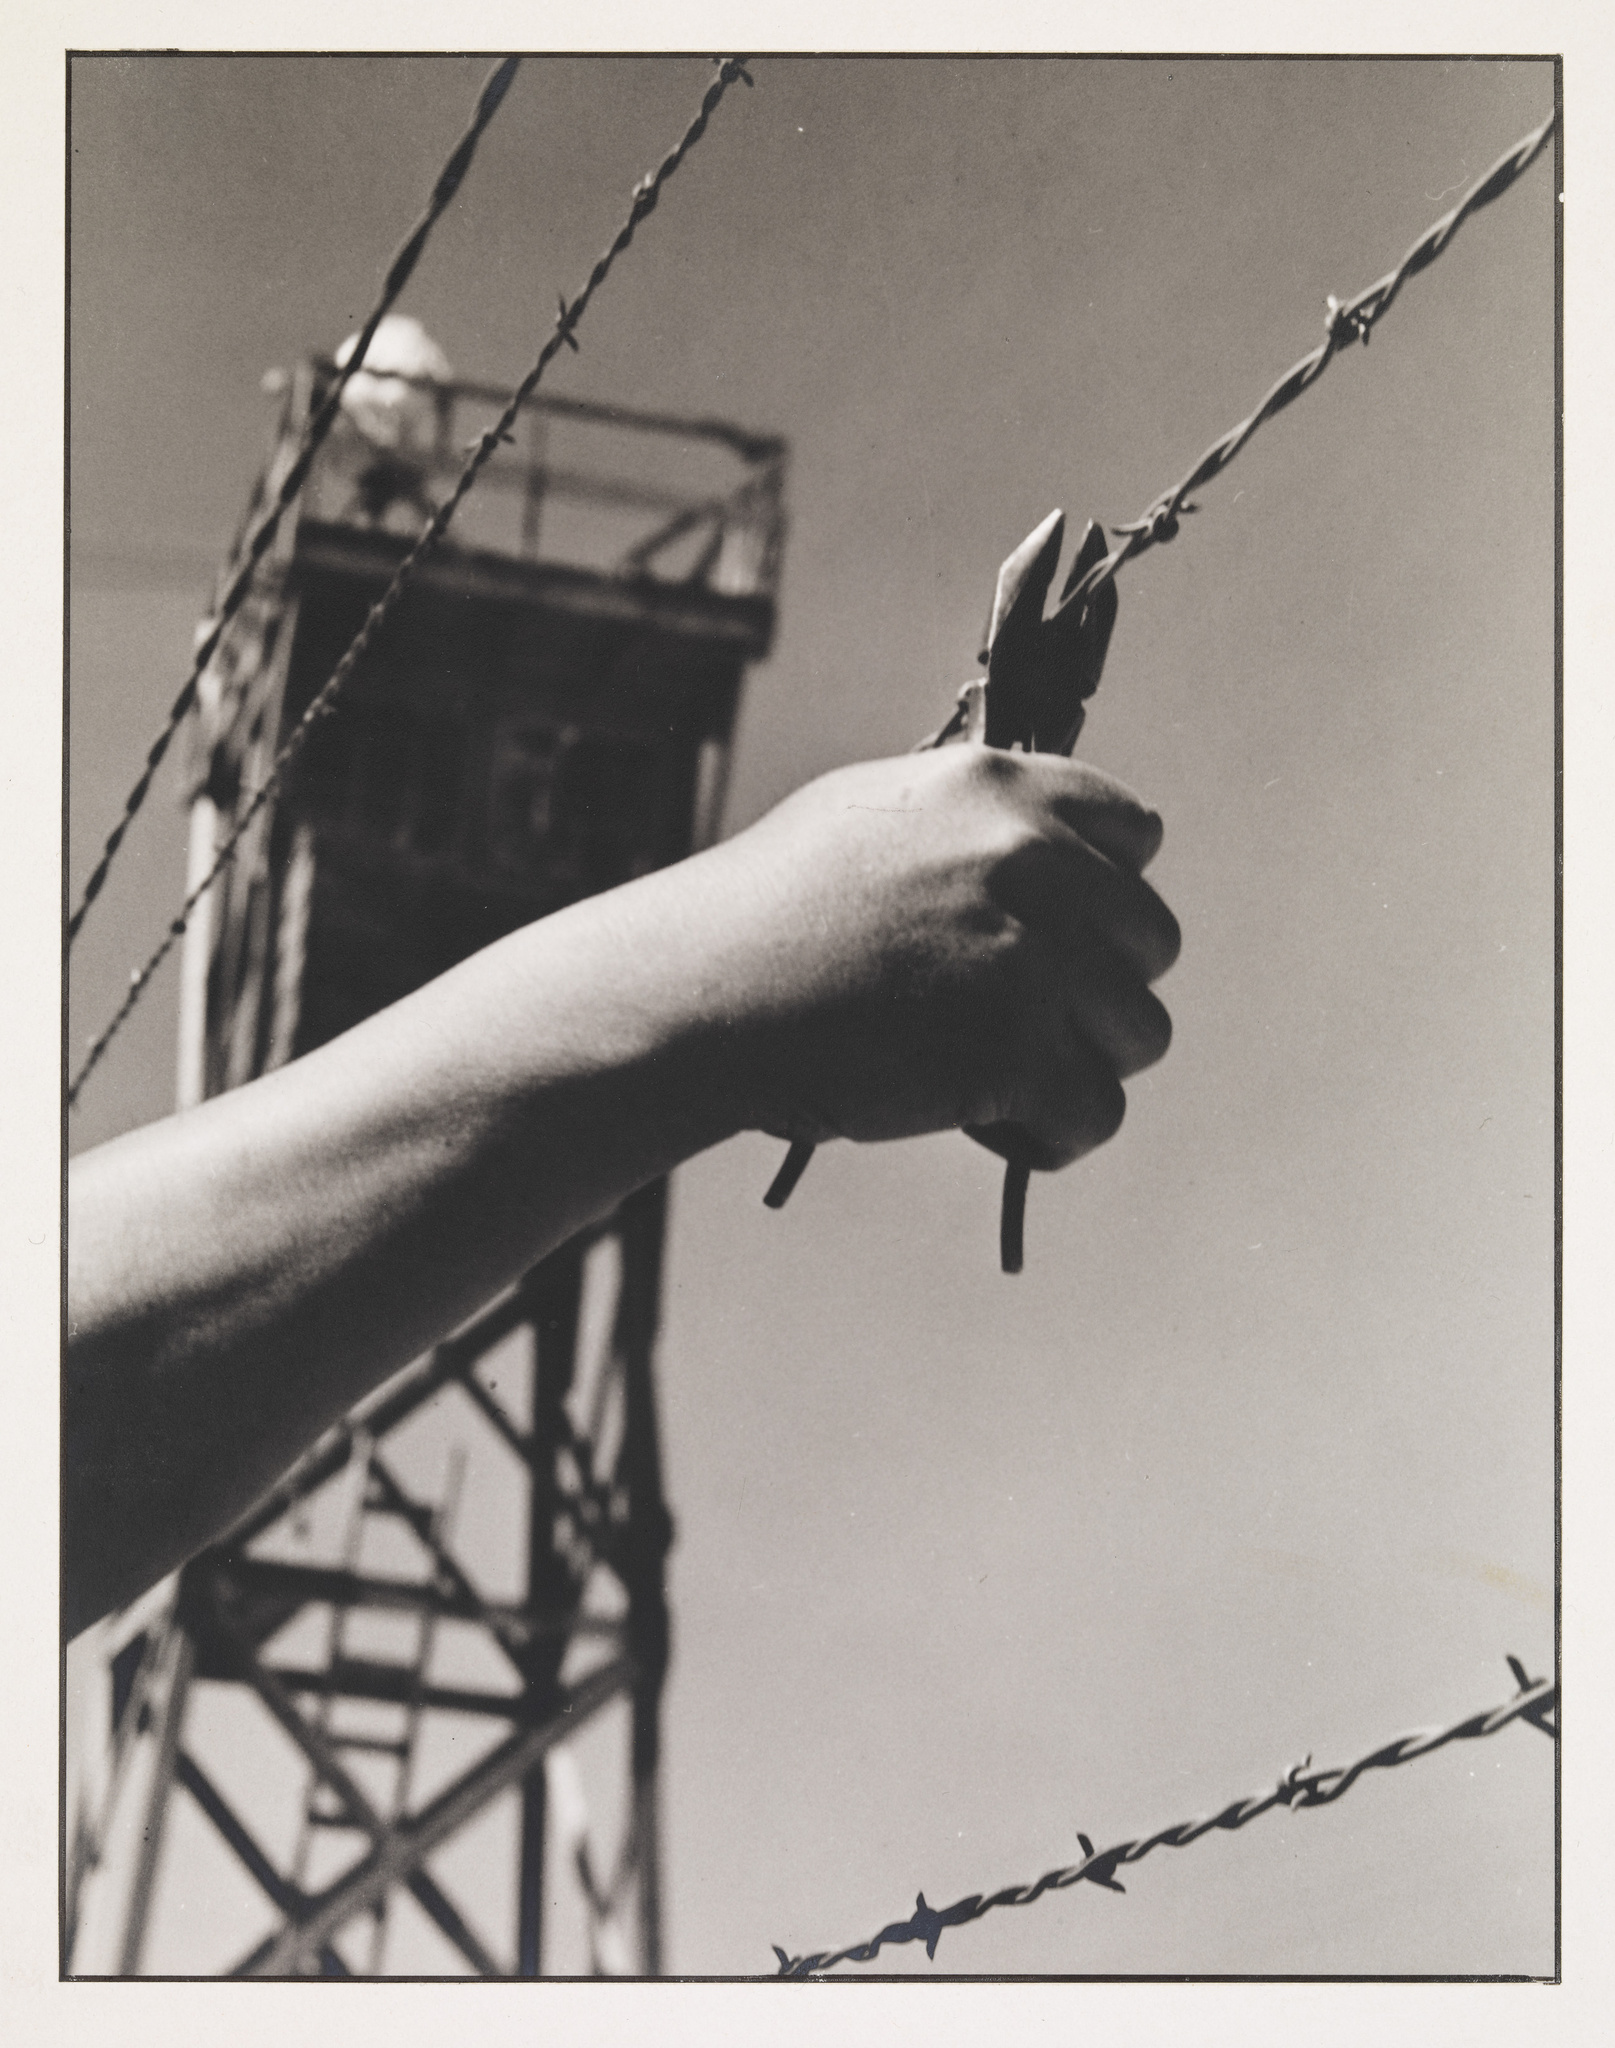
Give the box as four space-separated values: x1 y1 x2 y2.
68 58 755 1108
1053 106 1559 613
772 1659 1557 1977
66 57 523 950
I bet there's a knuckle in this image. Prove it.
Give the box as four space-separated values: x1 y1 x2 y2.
957 742 1023 800
986 825 1059 899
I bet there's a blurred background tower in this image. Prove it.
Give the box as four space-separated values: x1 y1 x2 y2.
65 335 786 1977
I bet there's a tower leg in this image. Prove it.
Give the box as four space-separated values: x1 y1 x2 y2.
116 1623 194 1976
631 1684 663 1977
175 797 217 1111
516 1766 547 1977
617 1182 672 1978
516 1250 586 1974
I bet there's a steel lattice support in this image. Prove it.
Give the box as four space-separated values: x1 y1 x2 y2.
67 358 783 1977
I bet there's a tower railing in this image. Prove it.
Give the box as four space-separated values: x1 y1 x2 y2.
267 357 788 603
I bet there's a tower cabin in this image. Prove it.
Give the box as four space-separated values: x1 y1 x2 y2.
184 352 785 1096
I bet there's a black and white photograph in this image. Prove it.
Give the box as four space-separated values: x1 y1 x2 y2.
20 16 1600 2024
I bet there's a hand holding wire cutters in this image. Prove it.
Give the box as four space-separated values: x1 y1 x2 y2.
765 508 1171 1270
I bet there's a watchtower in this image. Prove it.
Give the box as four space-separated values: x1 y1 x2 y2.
66 354 785 1977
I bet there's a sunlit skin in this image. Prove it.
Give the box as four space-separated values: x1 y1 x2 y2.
66 746 1177 1637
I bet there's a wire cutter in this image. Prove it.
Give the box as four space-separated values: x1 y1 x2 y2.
764 508 1121 1272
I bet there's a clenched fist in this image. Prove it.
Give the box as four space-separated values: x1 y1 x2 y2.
630 743 1179 1171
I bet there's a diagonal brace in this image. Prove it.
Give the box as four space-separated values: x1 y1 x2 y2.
211 1604 503 1976
247 1654 634 1975
365 1451 536 1679
174 1751 352 1976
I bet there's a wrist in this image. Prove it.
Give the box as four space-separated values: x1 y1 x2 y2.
477 850 766 1170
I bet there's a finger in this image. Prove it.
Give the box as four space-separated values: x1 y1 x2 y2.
1055 937 1173 1078
992 830 1182 984
997 928 1170 1082
966 1034 1127 1172
1023 754 1165 874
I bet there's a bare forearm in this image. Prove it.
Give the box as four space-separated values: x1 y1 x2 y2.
66 861 749 1633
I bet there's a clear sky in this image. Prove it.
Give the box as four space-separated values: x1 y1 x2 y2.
64 54 1556 1977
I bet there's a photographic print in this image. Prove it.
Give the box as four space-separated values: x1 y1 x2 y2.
62 50 1557 1982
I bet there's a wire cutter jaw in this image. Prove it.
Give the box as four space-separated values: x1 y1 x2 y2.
980 508 1118 755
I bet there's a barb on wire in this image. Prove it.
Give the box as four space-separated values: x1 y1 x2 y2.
66 55 522 950
772 1659 1557 1977
69 57 754 1108
1056 106 1557 616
